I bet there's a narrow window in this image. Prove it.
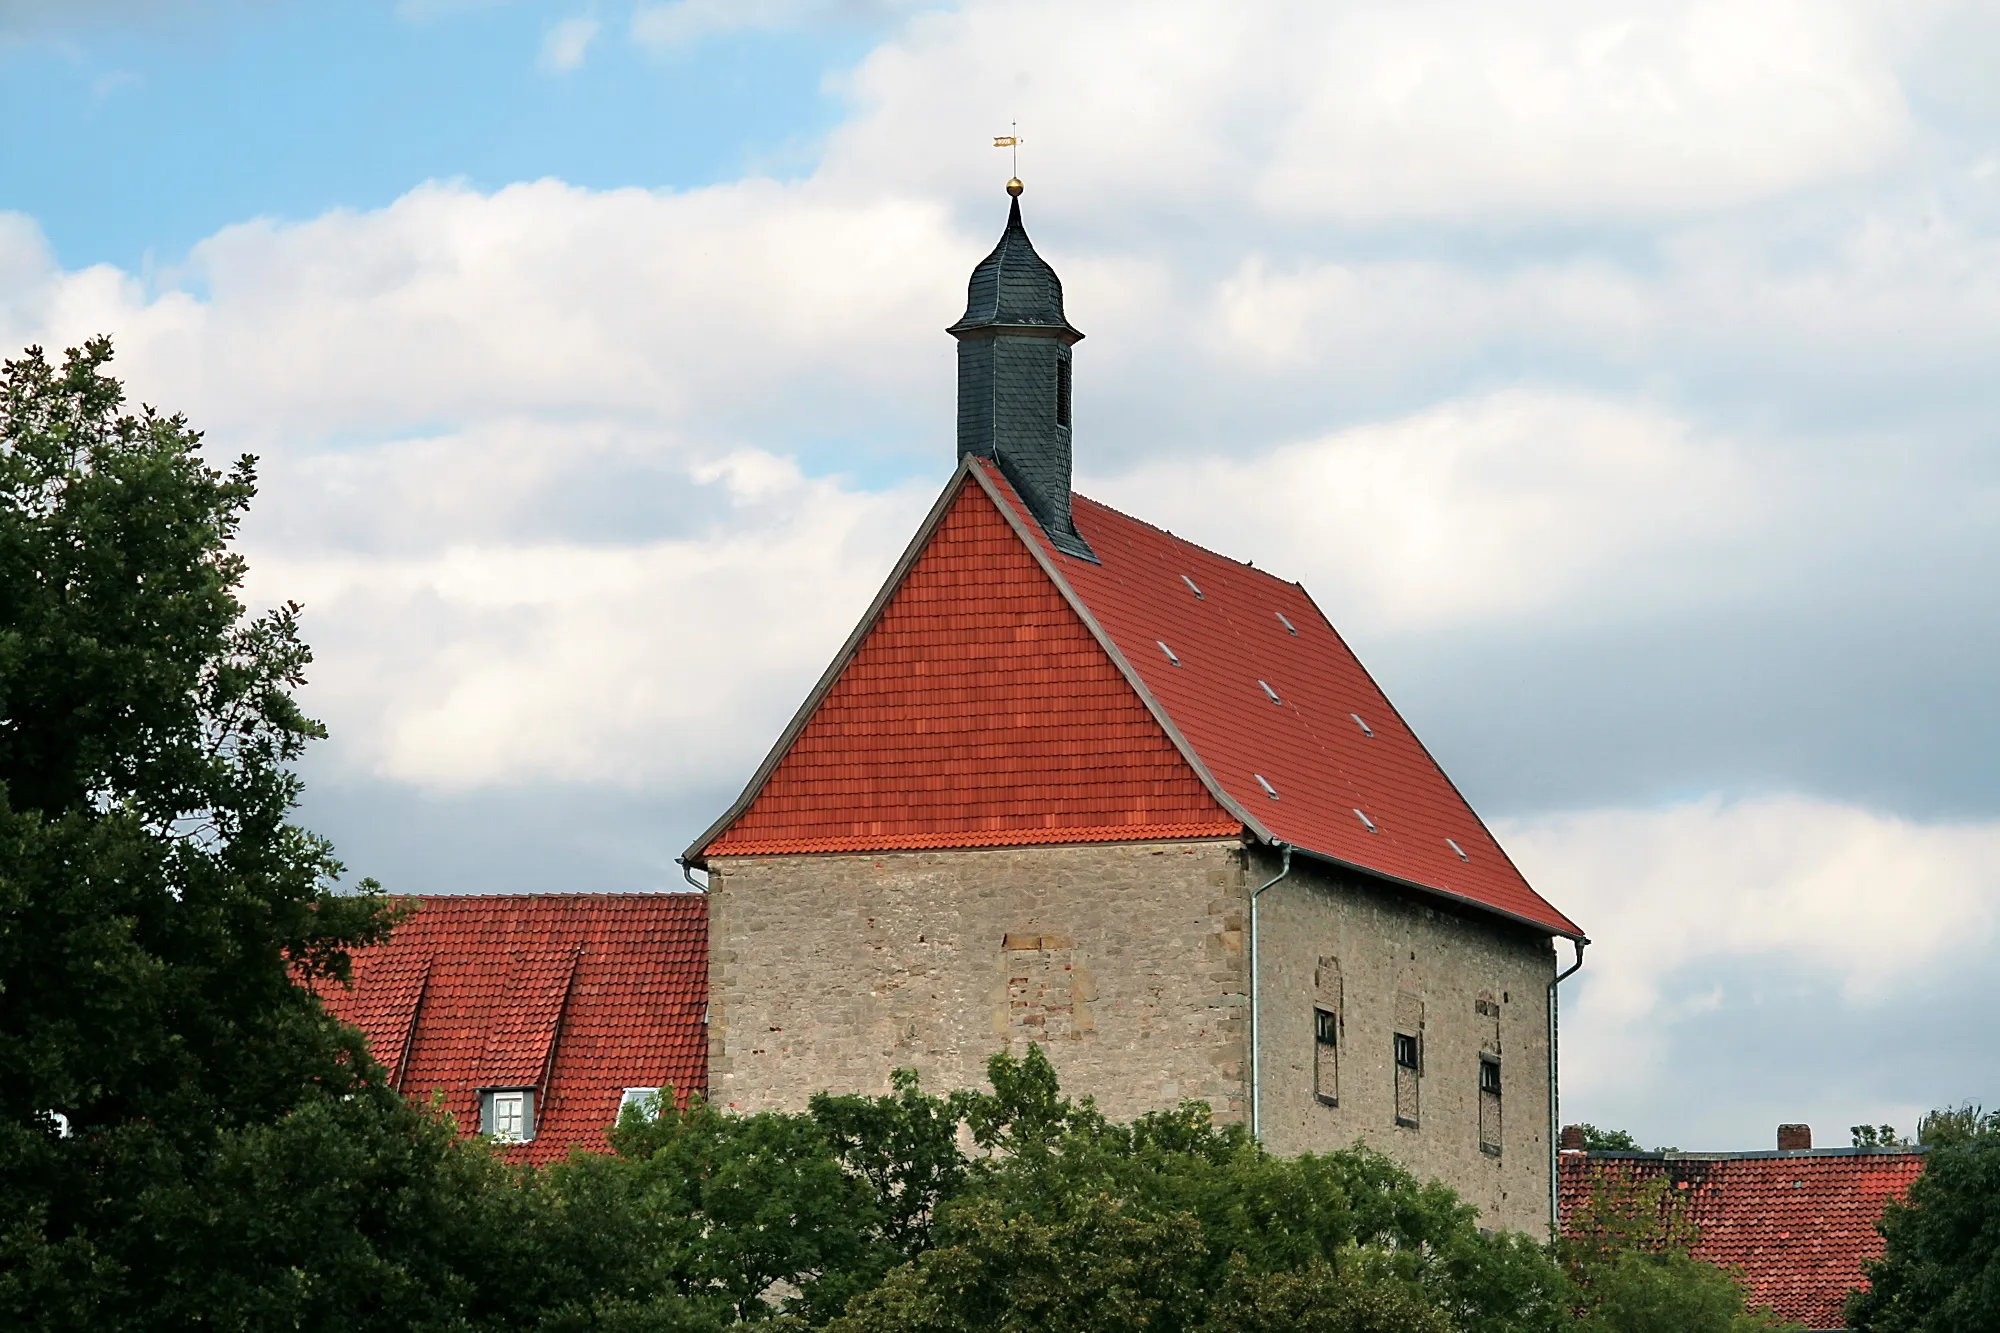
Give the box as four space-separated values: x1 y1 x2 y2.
482 1089 536 1142
1392 987 1422 1132
1480 1058 1503 1155
1314 956 1343 1107
1314 1007 1339 1106
1394 1032 1421 1127
1055 355 1072 428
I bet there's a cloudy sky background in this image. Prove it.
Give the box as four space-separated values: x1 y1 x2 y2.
4 0 1997 1152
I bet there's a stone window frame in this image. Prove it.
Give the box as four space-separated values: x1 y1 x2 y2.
1393 1030 1422 1129
1479 1055 1503 1156
1313 955 1343 1109
1313 1005 1339 1107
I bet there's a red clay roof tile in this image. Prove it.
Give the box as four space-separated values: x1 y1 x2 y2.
1560 1149 1926 1328
317 894 707 1164
703 480 1242 856
693 461 1577 939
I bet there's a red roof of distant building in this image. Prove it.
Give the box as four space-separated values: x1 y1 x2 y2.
691 460 1578 940
1560 1148 1926 1329
316 893 707 1164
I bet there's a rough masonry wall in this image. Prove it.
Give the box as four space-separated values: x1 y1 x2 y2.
707 840 1558 1234
1251 850 1558 1234
705 841 1249 1125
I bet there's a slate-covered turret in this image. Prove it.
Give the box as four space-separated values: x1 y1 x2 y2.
947 181 1093 559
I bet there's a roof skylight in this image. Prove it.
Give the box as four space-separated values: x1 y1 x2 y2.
1446 838 1469 862
1276 612 1297 635
1181 574 1204 599
1351 713 1374 737
1259 679 1281 704
1255 774 1279 799
1158 640 1181 666
1354 808 1377 833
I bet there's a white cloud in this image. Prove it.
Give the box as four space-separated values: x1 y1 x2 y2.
1499 795 2000 1100
538 15 599 73
1087 391 1773 636
826 0 1923 226
251 453 931 791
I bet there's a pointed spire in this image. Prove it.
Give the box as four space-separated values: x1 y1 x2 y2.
948 185 1094 561
947 187 1083 342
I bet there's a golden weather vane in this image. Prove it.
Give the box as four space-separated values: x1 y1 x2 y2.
993 122 1023 195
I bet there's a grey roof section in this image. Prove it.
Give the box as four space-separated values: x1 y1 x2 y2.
946 197 1083 340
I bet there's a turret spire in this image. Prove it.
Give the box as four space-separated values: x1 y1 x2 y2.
948 182 1093 560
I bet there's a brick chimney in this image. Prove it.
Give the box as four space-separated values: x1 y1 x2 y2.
1560 1124 1586 1152
1777 1123 1812 1151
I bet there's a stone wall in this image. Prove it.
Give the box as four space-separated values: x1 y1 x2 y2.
705 841 1249 1126
1249 849 1558 1235
705 839 1558 1233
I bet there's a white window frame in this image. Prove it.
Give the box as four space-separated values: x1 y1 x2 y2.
481 1088 536 1142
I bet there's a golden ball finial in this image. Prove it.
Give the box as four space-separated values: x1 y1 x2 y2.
1006 177 1024 197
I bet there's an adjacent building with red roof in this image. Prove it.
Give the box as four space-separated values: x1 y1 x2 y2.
1559 1124 1926 1331
317 893 707 1164
688 184 1584 1233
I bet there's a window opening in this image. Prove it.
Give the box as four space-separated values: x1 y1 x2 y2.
1480 1057 1504 1155
1055 355 1072 428
482 1089 536 1142
620 1088 664 1120
1393 990 1423 1128
1313 953 1342 1107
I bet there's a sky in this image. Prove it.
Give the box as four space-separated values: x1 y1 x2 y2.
4 0 1998 1154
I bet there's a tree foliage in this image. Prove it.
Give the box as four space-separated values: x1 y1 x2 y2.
1847 1108 2000 1333
0 339 710 1333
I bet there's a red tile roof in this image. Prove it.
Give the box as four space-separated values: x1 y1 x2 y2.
1560 1149 1926 1329
691 460 1578 940
704 478 1241 857
316 894 707 1164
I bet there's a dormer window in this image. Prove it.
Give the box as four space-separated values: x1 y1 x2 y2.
1055 355 1072 428
481 1088 535 1142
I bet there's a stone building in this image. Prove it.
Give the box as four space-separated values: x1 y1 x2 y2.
685 184 1586 1232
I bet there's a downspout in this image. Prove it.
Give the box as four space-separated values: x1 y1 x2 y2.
678 857 709 892
1249 843 1294 1142
1547 937 1587 1235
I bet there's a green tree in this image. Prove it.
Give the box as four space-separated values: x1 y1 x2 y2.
827 1045 1569 1333
1575 1126 1644 1152
0 339 696 1333
1846 1107 2000 1333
